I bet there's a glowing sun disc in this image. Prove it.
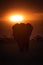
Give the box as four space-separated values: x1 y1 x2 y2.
9 15 24 22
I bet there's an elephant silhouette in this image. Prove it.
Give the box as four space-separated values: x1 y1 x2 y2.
12 23 33 52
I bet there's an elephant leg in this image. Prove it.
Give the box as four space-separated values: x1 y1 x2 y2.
25 40 29 52
18 42 24 52
26 42 29 51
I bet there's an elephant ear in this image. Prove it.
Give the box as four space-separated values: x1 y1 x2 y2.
12 23 19 40
26 23 33 36
12 23 19 30
27 23 33 30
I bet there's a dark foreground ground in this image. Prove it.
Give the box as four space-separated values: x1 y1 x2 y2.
0 38 43 64
0 51 43 65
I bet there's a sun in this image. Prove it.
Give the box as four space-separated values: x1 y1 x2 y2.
9 15 24 23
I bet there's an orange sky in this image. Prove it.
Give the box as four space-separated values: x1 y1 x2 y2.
1 10 43 24
0 10 43 39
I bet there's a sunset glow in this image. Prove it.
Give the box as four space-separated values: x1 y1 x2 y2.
9 15 24 23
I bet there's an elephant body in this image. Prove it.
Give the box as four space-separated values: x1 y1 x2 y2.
12 23 33 52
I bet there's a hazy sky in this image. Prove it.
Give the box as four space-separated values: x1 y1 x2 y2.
0 0 43 21
0 0 43 12
0 0 43 38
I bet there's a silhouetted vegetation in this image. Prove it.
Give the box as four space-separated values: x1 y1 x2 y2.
30 35 43 55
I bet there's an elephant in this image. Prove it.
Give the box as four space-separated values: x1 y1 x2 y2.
12 23 33 52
